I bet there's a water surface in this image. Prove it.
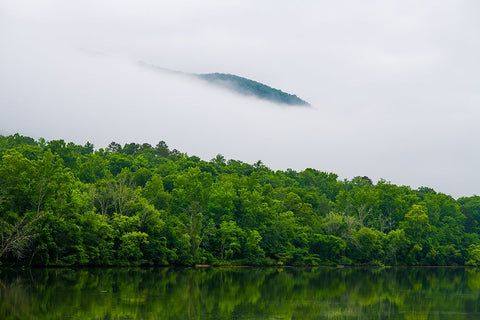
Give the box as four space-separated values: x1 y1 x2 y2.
1 267 480 319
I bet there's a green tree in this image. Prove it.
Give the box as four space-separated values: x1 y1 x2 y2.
141 174 170 211
458 196 480 233
78 211 114 265
385 229 410 265
218 220 243 260
244 230 265 264
400 205 430 244
400 205 431 264
466 244 480 266
350 227 385 264
118 231 149 263
310 234 346 264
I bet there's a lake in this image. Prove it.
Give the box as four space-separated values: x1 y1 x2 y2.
1 267 480 319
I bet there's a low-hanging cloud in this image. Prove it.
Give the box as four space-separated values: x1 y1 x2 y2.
1 0 480 198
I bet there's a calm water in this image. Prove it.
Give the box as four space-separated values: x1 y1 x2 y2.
1 267 480 319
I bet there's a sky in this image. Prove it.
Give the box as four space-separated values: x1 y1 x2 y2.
0 0 479 198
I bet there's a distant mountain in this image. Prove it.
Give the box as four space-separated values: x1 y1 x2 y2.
195 73 310 106
141 62 310 106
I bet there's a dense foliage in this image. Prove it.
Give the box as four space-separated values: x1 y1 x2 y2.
1 133 479 266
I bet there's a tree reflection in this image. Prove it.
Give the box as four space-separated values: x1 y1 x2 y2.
1 267 480 319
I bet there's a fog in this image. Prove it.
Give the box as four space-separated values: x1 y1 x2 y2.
1 0 479 198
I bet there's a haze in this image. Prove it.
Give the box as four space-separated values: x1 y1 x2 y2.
1 0 479 198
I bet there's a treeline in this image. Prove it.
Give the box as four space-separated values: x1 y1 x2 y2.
1 133 480 267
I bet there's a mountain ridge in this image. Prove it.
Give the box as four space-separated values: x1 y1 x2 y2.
141 62 310 106
196 72 310 106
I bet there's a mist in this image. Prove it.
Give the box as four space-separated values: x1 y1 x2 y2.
1 0 479 198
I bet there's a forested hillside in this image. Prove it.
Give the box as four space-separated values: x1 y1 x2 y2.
140 63 310 106
1 133 479 267
196 73 310 106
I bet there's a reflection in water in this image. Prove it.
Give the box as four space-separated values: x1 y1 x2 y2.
1 267 480 319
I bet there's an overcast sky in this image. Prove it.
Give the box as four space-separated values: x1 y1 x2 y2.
1 0 479 198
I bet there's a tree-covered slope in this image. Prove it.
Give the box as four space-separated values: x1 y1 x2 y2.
1 133 479 267
196 73 310 106
140 62 310 106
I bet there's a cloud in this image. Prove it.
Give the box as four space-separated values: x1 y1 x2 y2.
1 0 480 198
